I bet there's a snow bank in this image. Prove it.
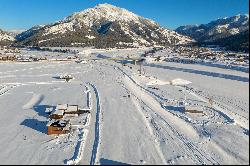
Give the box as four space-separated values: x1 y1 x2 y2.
169 78 192 86
66 129 89 165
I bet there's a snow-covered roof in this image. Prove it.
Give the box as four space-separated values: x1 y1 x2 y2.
45 107 54 113
47 119 69 127
65 105 78 113
185 105 202 112
51 108 65 116
57 104 68 110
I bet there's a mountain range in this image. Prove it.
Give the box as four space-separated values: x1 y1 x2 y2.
0 4 249 52
176 14 249 52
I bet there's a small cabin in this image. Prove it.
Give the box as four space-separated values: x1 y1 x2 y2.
47 119 70 135
185 106 203 114
78 108 91 114
49 104 68 119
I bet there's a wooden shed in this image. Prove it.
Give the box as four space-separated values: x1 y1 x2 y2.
47 119 70 135
78 108 91 114
185 105 203 114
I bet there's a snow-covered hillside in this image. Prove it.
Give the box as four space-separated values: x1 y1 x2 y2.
16 4 194 48
0 28 15 42
176 14 249 42
8 29 26 38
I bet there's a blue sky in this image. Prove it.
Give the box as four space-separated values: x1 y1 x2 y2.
0 0 248 31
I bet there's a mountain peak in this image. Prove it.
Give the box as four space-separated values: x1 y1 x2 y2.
96 3 120 9
69 3 142 25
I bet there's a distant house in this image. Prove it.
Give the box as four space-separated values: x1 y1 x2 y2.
59 74 74 82
16 57 32 62
32 57 39 61
47 103 91 135
47 119 70 135
185 105 203 114
39 57 47 61
50 104 88 119
0 55 16 61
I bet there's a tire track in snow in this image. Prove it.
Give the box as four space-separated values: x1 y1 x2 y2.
88 83 102 165
131 96 167 164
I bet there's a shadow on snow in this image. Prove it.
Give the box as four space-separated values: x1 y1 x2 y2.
20 119 47 134
99 158 130 165
146 64 249 82
21 104 55 134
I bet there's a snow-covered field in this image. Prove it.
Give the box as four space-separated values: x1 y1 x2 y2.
0 48 249 165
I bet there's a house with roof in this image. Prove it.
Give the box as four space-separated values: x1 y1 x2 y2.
47 119 70 135
47 97 92 135
49 104 68 119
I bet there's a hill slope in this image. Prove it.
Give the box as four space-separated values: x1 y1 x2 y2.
15 4 193 48
176 14 249 52
0 28 15 46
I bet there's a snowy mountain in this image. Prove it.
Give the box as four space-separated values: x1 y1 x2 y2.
8 29 26 37
210 29 249 52
176 14 249 42
15 4 193 48
0 28 15 45
16 25 45 41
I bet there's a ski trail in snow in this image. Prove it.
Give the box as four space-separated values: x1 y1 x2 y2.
152 110 219 164
131 96 167 164
117 67 200 140
88 83 102 165
179 86 249 130
132 95 217 164
117 67 219 164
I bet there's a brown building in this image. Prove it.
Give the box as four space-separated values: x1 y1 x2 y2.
0 55 16 61
47 119 70 135
185 106 203 114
